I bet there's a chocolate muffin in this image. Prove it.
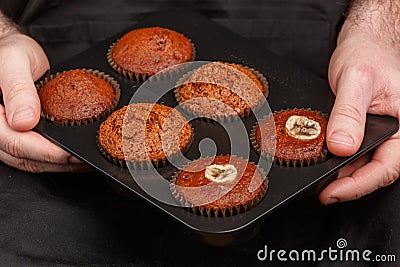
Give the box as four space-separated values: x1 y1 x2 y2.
170 155 268 217
97 103 193 168
254 108 328 167
108 26 195 80
175 62 268 120
37 69 120 126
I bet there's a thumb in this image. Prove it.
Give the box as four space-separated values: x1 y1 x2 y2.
327 69 372 156
0 51 41 131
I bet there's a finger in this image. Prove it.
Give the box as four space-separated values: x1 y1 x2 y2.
336 151 372 178
0 149 91 173
0 46 41 131
327 67 374 157
320 135 400 204
0 105 81 164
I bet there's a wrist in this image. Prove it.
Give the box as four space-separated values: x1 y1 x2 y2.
338 0 400 53
0 11 20 39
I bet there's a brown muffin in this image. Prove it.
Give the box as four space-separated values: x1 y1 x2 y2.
37 69 120 126
175 62 268 120
97 103 193 168
108 27 195 80
170 155 268 217
254 108 328 167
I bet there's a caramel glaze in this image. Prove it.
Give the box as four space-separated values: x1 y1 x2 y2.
112 27 193 76
256 109 327 161
98 104 192 162
175 156 265 210
39 69 115 121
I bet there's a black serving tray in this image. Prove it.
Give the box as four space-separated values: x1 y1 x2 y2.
34 10 398 235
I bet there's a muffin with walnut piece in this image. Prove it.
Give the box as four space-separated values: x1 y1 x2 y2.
170 155 268 217
253 108 328 167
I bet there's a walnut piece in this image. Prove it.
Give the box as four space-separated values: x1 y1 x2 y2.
205 164 238 183
285 115 321 140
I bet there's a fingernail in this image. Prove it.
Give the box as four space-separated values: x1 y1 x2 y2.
328 132 355 147
324 197 339 205
12 106 35 122
68 156 83 164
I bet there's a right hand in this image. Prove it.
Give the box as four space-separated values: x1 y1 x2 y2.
319 27 400 204
0 32 89 172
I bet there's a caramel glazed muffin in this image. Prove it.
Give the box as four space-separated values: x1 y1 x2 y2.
171 155 268 217
108 26 195 80
255 108 328 167
97 103 193 168
38 69 119 126
175 62 268 120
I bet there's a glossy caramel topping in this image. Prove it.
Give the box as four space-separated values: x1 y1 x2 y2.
256 109 327 161
175 156 265 209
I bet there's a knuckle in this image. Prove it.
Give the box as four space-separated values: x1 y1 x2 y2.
4 82 31 103
334 103 364 125
348 176 365 200
369 158 400 188
4 135 24 158
21 160 43 173
43 145 69 164
350 64 377 88
379 164 399 188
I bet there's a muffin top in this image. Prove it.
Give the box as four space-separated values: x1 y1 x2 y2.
38 69 116 123
174 155 265 209
98 103 193 162
112 27 194 76
256 109 327 161
176 62 267 118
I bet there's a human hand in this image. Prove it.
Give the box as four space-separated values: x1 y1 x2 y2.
0 32 88 172
319 26 400 204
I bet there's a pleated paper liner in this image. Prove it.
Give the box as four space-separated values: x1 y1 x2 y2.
107 32 196 81
169 155 269 217
174 62 269 122
36 68 121 126
96 129 194 169
250 108 329 167
96 105 194 169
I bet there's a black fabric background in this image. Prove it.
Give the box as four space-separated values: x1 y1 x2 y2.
1 0 399 266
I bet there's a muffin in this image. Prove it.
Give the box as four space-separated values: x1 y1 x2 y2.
253 108 328 167
37 69 120 126
170 155 268 217
108 26 195 81
175 62 268 120
97 103 193 168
